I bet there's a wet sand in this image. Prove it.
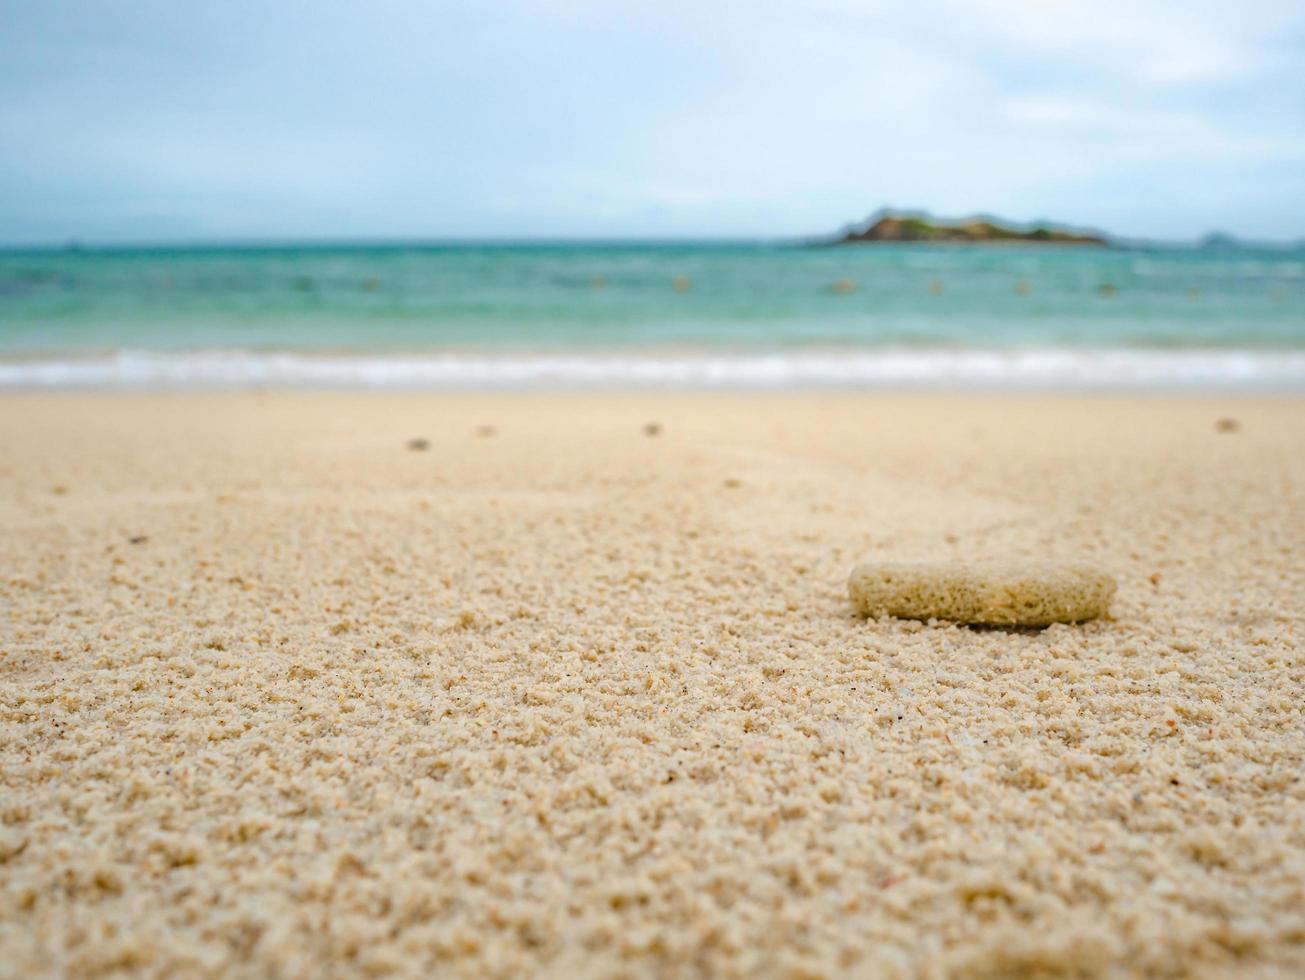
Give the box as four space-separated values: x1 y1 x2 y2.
2 392 1303 977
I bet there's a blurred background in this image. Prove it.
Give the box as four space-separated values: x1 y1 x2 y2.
2 0 1303 388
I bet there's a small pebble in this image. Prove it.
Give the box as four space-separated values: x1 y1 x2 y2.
723 478 742 489
128 535 149 545
406 438 430 451
1215 418 1240 433
475 425 498 438
644 423 662 437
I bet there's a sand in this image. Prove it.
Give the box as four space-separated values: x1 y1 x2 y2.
1 392 1303 978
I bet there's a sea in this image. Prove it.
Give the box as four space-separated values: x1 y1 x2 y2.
2 241 1303 389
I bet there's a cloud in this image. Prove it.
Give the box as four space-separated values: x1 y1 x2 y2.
951 0 1295 83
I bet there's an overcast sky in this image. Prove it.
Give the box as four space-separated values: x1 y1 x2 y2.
2 0 1304 244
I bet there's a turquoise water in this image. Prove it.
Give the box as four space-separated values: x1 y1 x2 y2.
1 242 1303 387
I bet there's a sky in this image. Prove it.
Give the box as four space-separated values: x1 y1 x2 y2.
2 0 1304 244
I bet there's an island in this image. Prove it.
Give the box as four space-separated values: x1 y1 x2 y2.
835 210 1108 245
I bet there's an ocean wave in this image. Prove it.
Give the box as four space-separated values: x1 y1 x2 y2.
1 348 1303 390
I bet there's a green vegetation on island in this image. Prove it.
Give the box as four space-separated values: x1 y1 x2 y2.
836 211 1107 245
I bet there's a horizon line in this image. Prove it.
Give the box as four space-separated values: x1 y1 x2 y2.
4 231 1303 253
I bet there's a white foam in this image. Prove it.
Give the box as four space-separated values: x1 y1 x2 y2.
1 348 1303 390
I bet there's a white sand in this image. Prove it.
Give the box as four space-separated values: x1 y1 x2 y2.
1 392 1303 977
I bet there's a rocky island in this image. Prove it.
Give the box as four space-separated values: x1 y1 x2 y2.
836 210 1107 245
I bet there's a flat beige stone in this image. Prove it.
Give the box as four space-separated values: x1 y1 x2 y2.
849 560 1116 626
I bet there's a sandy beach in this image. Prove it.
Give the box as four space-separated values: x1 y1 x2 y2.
2 391 1303 977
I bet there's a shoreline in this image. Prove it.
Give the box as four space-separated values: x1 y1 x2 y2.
3 346 1305 390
